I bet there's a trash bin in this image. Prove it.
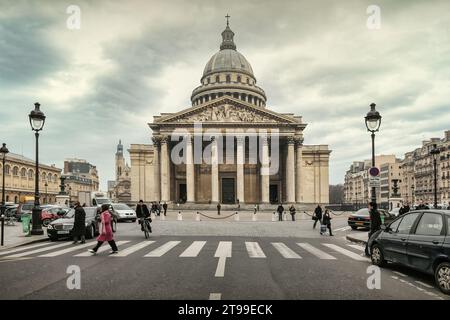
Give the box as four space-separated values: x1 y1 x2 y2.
21 213 31 235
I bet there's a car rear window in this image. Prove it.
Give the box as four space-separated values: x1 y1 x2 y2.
355 209 369 216
415 213 443 236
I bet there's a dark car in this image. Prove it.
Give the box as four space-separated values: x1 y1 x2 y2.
16 202 34 221
347 208 393 230
369 210 450 295
47 207 100 241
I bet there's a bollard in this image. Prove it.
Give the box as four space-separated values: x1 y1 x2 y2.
177 211 182 221
196 212 200 221
234 211 240 221
272 212 276 222
252 212 257 221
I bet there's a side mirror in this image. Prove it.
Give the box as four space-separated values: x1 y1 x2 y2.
380 225 387 231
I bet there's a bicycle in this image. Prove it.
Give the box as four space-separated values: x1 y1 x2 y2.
139 217 152 239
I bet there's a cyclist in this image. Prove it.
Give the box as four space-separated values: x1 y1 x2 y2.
136 200 151 231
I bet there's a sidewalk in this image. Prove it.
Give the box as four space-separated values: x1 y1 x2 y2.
346 231 369 245
0 222 48 250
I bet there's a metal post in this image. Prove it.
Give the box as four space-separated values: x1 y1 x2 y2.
371 132 377 206
1 154 6 246
434 157 438 209
31 132 43 235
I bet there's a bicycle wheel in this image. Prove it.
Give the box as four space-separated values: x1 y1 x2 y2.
144 229 149 239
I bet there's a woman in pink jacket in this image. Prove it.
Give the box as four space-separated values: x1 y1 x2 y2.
89 204 118 254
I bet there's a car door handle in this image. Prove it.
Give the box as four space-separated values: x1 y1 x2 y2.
401 238 407 241
432 240 440 245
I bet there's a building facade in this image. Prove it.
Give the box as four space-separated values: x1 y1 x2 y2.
63 158 99 203
0 153 61 204
344 155 398 206
130 21 331 207
380 161 402 209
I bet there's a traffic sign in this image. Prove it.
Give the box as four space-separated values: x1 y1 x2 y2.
369 167 380 177
369 176 381 188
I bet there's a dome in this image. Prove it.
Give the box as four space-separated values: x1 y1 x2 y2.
203 49 254 78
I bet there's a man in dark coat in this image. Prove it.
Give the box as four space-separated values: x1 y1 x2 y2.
289 205 296 221
313 204 322 229
365 202 382 256
72 202 86 244
217 203 221 215
277 203 284 221
136 200 150 231
162 202 168 216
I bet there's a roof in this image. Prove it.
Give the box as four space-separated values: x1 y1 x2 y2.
6 153 61 171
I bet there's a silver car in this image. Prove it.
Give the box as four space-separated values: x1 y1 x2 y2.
110 203 137 222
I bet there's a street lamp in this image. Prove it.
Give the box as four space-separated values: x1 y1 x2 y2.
44 182 48 204
411 185 415 206
1 143 9 246
28 102 46 235
430 144 441 209
365 103 382 206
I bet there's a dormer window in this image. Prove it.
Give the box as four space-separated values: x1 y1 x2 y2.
216 75 220 83
237 75 241 83
226 75 231 83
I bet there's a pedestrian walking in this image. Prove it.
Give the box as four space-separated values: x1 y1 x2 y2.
136 200 150 231
157 202 161 216
89 204 118 255
365 202 382 256
163 202 168 216
277 203 284 221
289 204 296 221
313 204 322 229
321 209 333 236
217 202 221 215
72 202 86 244
253 204 257 215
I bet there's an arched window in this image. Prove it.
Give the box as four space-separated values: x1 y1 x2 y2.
226 75 231 83
14 196 18 203
48 173 52 181
41 172 47 181
5 165 9 175
215 75 220 83
237 75 241 83
12 166 19 176
20 168 26 177
54 174 58 183
28 169 34 179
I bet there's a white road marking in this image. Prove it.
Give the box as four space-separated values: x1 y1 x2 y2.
333 226 351 232
322 243 369 261
0 242 53 256
272 243 301 259
4 242 73 258
393 271 407 277
209 293 222 300
112 241 155 257
415 281 434 289
144 241 181 257
297 243 336 260
245 242 266 258
39 242 94 257
214 241 232 277
180 241 206 257
74 241 130 256
347 244 365 251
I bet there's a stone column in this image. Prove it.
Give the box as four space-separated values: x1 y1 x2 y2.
186 135 195 202
160 135 170 202
286 136 296 203
151 136 161 201
295 137 304 203
211 137 219 203
260 136 270 203
236 136 245 204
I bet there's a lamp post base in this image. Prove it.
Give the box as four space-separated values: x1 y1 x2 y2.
30 229 44 236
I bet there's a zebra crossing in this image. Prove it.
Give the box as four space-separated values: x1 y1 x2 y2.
0 239 369 262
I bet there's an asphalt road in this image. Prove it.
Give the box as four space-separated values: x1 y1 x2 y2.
0 215 448 300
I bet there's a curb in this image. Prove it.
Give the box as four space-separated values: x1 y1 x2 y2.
3 236 49 250
346 234 367 245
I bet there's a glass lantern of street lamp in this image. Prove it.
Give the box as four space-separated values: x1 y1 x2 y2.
28 103 46 131
365 103 382 132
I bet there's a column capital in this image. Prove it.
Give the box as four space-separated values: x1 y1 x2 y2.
160 135 170 144
152 136 161 147
286 136 295 145
294 137 304 147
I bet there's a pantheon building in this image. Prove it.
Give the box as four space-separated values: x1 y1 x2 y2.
129 21 331 208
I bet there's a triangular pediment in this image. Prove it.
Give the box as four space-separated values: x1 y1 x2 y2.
154 97 300 125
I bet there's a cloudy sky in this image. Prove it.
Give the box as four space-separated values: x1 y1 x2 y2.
1 0 449 189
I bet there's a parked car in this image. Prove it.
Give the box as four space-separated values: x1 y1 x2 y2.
16 202 34 221
110 203 137 222
40 206 70 227
47 207 100 241
347 208 393 230
389 207 401 217
368 210 450 295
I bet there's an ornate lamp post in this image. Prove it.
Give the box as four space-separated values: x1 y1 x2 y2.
430 144 441 209
411 185 415 206
365 103 382 206
44 182 48 204
28 103 46 235
1 143 9 246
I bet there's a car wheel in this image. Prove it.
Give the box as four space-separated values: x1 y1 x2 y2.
351 226 357 230
85 225 94 239
435 262 450 295
370 244 386 267
42 219 51 227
